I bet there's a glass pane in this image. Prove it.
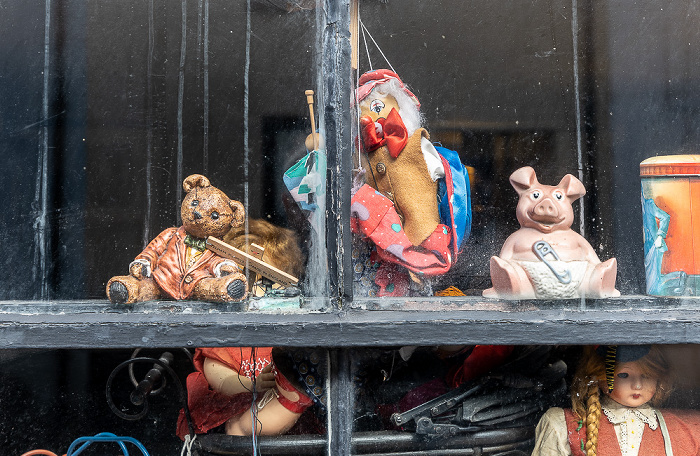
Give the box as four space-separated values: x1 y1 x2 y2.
0 1 328 309
351 344 700 455
0 347 328 455
350 0 700 307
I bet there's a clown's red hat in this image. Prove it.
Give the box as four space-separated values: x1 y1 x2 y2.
356 69 420 109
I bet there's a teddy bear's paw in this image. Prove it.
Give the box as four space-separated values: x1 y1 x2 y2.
227 279 247 301
108 281 129 304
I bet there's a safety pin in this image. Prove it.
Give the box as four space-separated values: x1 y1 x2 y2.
532 240 572 284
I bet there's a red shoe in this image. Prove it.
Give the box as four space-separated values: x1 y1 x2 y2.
272 362 313 414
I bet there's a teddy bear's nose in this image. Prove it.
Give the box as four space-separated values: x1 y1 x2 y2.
193 210 203 220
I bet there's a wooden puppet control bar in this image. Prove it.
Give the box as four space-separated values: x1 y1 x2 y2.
205 236 299 287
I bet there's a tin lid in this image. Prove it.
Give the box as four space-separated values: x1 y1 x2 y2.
640 155 700 176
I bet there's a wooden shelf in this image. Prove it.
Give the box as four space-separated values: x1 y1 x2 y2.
1 297 699 348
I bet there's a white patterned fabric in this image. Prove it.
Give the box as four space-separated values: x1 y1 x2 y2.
601 396 658 456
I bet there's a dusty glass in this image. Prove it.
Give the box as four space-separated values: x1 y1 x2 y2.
350 0 700 310
1 0 327 309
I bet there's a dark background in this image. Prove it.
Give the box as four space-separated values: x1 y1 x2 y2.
356 0 700 294
1 0 318 300
2 1 699 299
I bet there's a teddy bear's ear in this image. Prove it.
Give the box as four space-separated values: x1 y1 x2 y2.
183 174 211 193
229 200 245 228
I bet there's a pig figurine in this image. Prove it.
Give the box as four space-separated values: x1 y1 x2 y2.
483 166 619 299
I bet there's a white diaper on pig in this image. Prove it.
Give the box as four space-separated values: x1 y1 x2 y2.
517 260 589 299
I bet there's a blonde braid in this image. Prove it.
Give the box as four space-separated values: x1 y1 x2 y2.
584 382 601 456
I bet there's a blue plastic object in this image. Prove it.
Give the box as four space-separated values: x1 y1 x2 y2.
435 145 472 251
65 432 150 456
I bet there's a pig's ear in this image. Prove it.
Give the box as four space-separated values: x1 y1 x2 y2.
509 166 538 196
558 174 586 201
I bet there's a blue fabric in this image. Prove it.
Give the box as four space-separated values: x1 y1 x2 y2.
435 146 471 251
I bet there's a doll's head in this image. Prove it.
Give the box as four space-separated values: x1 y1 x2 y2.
356 69 423 135
570 345 671 456
572 345 671 409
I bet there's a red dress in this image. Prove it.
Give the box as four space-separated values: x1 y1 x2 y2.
564 408 700 455
176 347 273 439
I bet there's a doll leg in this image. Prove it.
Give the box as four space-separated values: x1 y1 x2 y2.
225 349 318 436
224 363 313 436
106 275 163 304
203 358 275 397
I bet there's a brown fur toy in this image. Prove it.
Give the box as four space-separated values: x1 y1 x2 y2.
223 219 304 295
106 174 248 304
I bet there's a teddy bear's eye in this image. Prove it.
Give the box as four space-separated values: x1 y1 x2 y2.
211 211 219 220
191 200 199 207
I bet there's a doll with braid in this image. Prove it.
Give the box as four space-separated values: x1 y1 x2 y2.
532 345 700 456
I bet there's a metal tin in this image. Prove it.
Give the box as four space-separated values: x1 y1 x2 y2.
640 155 700 296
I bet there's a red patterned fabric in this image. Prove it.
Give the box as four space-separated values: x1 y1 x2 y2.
176 347 272 439
351 184 452 279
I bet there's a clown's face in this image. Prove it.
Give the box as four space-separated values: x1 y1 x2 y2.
361 93 400 122
604 361 658 408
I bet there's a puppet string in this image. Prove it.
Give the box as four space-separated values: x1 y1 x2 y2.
360 20 396 73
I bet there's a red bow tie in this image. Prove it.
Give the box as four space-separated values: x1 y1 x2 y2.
360 108 409 158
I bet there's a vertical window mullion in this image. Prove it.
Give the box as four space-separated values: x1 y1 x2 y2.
321 0 353 308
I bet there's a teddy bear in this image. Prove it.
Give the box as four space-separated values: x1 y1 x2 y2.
106 174 248 304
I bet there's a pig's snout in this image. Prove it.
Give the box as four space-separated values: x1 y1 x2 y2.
531 198 561 223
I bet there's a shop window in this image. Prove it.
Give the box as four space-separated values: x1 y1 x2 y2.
2 0 700 455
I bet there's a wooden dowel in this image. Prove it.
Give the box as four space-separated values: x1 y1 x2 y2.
305 89 319 150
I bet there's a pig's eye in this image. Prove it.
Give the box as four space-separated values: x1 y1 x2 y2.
370 99 385 114
554 191 564 200
531 191 541 200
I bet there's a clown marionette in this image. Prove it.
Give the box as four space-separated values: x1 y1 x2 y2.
351 69 471 296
